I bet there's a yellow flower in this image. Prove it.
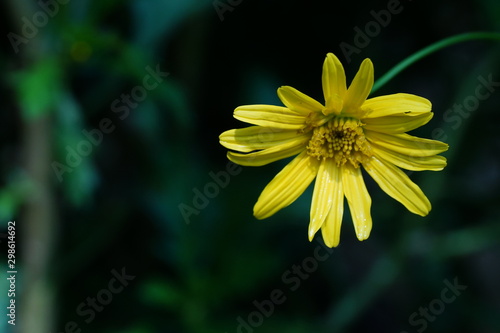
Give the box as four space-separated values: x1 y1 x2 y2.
219 53 448 247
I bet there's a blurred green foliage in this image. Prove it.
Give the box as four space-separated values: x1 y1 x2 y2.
1 0 500 332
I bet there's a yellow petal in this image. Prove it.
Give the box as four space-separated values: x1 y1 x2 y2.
254 152 319 219
219 127 303 153
371 143 447 171
322 53 346 115
319 164 344 248
365 131 449 157
227 147 301 167
363 156 431 216
342 164 372 241
363 112 434 134
227 134 310 166
234 105 306 130
363 94 432 118
277 86 324 115
227 135 308 166
309 159 339 241
342 58 374 117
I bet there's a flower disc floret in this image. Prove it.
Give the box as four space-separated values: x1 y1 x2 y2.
306 117 372 168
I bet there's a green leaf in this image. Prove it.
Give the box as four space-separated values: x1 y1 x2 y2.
14 58 63 119
140 279 183 308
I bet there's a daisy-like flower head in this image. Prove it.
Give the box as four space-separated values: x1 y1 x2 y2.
219 53 448 247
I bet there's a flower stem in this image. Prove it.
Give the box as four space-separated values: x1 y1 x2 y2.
371 32 500 94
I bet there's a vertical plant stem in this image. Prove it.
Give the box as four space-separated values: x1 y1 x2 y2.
8 1 58 332
19 117 58 333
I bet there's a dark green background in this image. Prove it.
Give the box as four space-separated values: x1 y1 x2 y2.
1 0 499 332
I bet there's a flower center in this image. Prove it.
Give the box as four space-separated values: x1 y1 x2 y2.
306 117 371 167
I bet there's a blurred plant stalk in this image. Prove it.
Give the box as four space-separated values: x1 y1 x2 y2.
20 118 57 333
8 0 59 332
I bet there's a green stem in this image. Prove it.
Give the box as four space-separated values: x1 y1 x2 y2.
371 32 500 94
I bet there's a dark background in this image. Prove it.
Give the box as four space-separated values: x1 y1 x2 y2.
1 0 500 332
